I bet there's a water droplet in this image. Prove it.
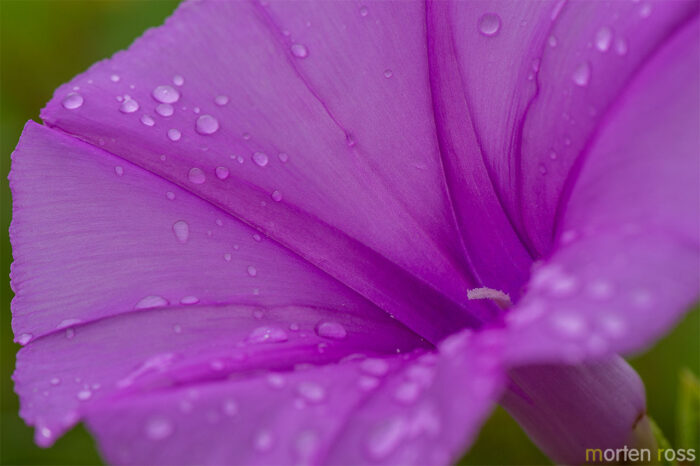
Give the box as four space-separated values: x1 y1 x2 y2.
360 358 389 376
295 430 319 463
247 265 258 277
140 115 155 127
173 75 184 86
172 220 190 243
478 13 501 37
248 326 288 344
551 312 586 336
254 429 273 452
152 85 180 104
17 333 32 345
360 5 369 16
253 233 262 242
188 167 206 184
297 382 325 403
315 321 347 340
166 191 175 200
173 324 182 334
215 95 229 106
224 253 232 262
146 416 174 440
155 103 174 117
614 37 628 56
135 295 169 310
383 69 393 78
639 3 652 18
119 98 139 114
167 128 181 141
271 190 282 202
366 417 406 460
62 93 83 110
291 43 309 58
50 377 61 386
548 35 558 48
214 166 230 180
599 313 625 337
110 74 120 83
595 27 613 52
278 152 289 162
222 399 238 416
195 114 219 135
587 280 614 299
358 375 380 391
549 150 558 160
180 296 199 305
76 389 92 401
252 152 269 167
393 381 420 404
572 62 591 87
538 164 547 175
267 373 286 389
114 166 124 176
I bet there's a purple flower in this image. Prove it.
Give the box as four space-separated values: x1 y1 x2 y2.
9 1 699 464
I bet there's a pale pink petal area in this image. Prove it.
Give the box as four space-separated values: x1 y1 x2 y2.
38 0 491 341
433 0 697 258
503 357 648 464
500 16 700 364
10 122 404 341
82 331 502 465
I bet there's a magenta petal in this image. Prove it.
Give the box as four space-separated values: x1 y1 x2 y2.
82 331 502 465
434 0 696 257
37 0 490 340
500 16 700 363
503 357 648 464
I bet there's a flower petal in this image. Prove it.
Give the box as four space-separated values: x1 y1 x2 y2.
500 15 700 363
38 0 490 341
430 0 697 258
82 331 502 465
503 357 649 464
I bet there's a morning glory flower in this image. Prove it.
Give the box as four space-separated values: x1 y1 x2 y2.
9 0 699 464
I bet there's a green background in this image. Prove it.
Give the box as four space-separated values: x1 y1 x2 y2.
0 1 697 464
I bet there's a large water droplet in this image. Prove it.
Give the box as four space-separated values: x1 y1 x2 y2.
172 220 190 243
248 326 288 344
152 85 180 104
595 27 613 52
252 152 269 167
62 93 84 110
297 381 326 403
135 295 169 310
167 128 181 141
478 13 501 37
291 43 309 58
119 98 139 114
188 167 206 184
156 103 174 117
146 416 174 440
572 62 591 87
195 114 219 135
315 321 347 340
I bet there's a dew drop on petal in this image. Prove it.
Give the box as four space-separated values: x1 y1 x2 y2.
180 296 199 305
156 103 174 117
252 152 269 167
114 166 124 176
393 381 420 404
383 69 393 78
366 417 405 460
188 167 206 184
248 326 288 344
223 399 238 416
50 377 61 386
215 95 229 106
110 74 120 83
358 375 380 391
215 166 230 180
167 128 181 141
76 389 92 401
278 152 289 162
614 37 628 56
195 114 219 135
360 358 389 376
173 75 184 86
62 93 83 110
172 220 190 243
267 373 286 389
247 265 258 277
141 115 155 127
17 333 32 345
315 321 347 340
224 253 232 262
478 13 501 37
572 62 591 87
135 295 169 310
146 416 174 440
271 190 282 202
297 382 326 403
551 312 587 337
595 27 613 52
254 430 273 452
359 5 369 16
166 191 175 200
548 35 558 47
119 98 139 114
152 85 180 104
291 43 309 58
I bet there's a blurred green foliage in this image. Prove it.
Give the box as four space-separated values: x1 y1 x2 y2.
0 1 698 464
